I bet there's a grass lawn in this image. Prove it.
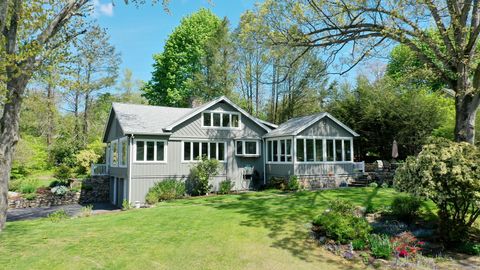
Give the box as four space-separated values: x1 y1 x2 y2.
0 188 435 270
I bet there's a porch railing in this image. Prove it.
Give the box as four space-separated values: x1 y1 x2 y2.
91 164 108 176
353 161 365 173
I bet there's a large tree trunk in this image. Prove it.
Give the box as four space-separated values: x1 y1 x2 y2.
0 76 29 231
454 94 479 143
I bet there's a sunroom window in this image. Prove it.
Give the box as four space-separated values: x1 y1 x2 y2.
295 137 353 163
267 138 293 163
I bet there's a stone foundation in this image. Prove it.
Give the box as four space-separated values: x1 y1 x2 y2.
8 176 110 209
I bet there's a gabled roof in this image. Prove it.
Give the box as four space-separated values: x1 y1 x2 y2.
264 112 359 138
102 103 194 141
164 96 272 132
102 96 273 142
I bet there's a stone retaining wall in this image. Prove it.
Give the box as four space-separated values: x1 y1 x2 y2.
8 176 110 209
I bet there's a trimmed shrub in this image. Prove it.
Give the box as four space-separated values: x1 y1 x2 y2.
329 199 356 215
368 234 393 259
391 196 421 222
313 212 371 244
287 175 300 191
145 179 185 204
218 180 234 194
395 137 480 242
188 157 220 196
53 164 72 181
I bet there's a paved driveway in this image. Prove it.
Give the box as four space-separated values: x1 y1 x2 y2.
7 203 119 222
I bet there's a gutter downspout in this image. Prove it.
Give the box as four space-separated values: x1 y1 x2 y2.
128 135 133 203
263 138 266 185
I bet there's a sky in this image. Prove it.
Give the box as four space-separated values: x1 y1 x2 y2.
95 0 257 84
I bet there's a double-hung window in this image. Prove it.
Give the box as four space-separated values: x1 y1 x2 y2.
134 140 166 162
296 137 353 163
266 138 293 163
202 111 240 128
235 140 259 156
183 141 226 162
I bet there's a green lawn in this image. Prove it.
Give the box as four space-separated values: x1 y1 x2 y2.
0 188 433 270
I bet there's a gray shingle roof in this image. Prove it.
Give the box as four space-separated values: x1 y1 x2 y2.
264 112 359 138
112 103 194 135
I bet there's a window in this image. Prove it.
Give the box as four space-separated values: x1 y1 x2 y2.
296 139 304 162
183 141 226 162
335 140 343 161
202 111 241 128
119 138 127 167
111 140 118 166
306 139 314 162
203 113 211 126
267 138 293 163
344 140 352 161
315 139 323 162
235 140 259 156
326 139 334 161
295 137 353 163
134 140 166 162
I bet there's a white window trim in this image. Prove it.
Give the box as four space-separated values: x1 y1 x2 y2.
181 140 227 163
235 140 260 157
118 137 128 168
266 137 293 164
110 140 118 167
294 136 354 164
133 139 167 163
201 110 242 130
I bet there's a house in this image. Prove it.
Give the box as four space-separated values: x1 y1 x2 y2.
97 96 363 207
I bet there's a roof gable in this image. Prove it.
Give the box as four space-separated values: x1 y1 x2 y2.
164 96 272 132
265 113 359 138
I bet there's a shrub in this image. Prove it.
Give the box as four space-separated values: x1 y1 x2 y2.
218 180 234 194
51 185 69 196
24 193 37 200
368 182 378 188
267 177 286 190
458 242 480 255
49 179 68 188
75 149 100 175
368 234 393 259
287 175 300 191
8 178 23 192
312 212 371 244
329 199 356 215
122 199 132 210
35 186 51 195
53 164 72 181
145 179 185 204
352 238 367 250
391 232 424 258
80 205 94 217
391 196 421 222
9 178 40 193
48 209 69 222
381 183 389 188
188 157 220 196
394 137 480 242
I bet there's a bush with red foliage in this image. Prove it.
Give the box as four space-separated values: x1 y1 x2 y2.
391 232 425 258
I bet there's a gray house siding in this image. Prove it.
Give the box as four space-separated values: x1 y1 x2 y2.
105 113 124 142
266 164 294 178
299 117 352 137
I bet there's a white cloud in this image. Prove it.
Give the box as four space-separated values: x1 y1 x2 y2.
93 0 114 17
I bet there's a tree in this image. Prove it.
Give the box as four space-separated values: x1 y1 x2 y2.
0 0 169 231
192 18 236 102
117 68 145 104
142 9 222 107
260 0 480 144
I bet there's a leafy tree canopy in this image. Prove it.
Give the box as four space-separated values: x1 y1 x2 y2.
142 8 222 107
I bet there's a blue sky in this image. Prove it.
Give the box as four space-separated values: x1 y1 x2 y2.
95 0 257 83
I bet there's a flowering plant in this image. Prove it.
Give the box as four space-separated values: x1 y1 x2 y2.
391 232 424 258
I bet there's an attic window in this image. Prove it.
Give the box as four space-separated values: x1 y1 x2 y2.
202 111 241 128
